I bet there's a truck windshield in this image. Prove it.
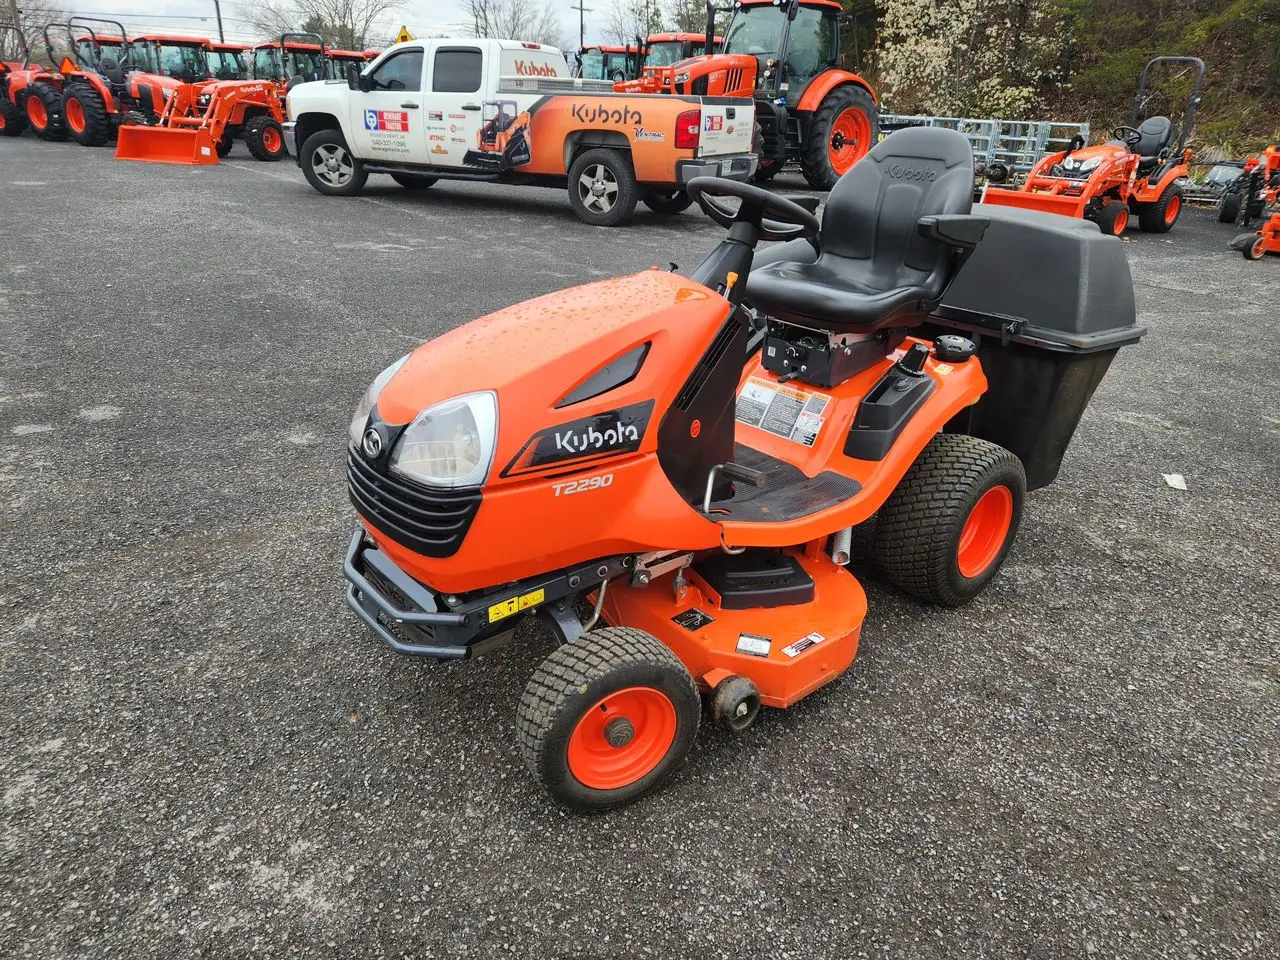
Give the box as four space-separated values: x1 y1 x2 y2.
645 41 685 67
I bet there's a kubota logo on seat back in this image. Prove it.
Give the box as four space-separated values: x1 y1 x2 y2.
513 59 557 77
887 163 937 181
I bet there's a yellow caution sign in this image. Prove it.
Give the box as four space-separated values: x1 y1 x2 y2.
395 26 414 44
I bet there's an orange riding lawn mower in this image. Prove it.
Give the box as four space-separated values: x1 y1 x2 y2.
1217 146 1280 228
985 57 1205 236
615 0 879 189
342 128 1146 811
1231 213 1280 260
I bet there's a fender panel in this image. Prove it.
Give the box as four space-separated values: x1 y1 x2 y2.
794 69 877 114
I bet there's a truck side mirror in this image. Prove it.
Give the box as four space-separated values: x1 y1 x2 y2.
346 63 360 89
358 72 372 92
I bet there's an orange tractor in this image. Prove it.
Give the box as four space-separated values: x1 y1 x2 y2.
326 48 373 80
23 20 129 140
208 41 247 80
0 22 50 137
643 32 722 69
114 78 288 164
615 0 878 189
985 57 1204 236
1218 146 1280 228
250 32 328 93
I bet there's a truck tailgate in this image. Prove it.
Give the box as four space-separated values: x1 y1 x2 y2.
698 100 754 157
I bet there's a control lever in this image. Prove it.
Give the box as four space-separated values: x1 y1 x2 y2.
702 461 767 513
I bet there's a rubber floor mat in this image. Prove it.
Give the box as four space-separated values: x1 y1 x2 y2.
709 444 862 523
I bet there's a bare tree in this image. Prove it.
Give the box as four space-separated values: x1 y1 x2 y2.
463 0 568 49
1 0 67 62
241 0 406 50
605 0 662 45
665 0 713 34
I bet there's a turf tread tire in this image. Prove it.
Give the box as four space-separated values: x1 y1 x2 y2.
1093 200 1128 236
244 115 286 161
873 434 1026 607
0 97 26 136
1137 182 1181 233
800 84 878 191
517 626 699 811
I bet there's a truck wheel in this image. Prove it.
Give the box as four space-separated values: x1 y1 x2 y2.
1137 183 1181 233
568 148 638 227
517 626 700 811
1218 191 1240 223
244 115 286 161
801 84 878 190
63 84 112 146
1092 200 1129 236
873 434 1026 607
391 173 438 190
641 188 692 215
300 129 367 196
0 98 26 136
26 82 67 141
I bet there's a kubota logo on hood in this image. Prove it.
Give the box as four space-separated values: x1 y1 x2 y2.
514 59 556 77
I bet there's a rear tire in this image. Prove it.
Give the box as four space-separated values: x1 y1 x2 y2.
215 130 235 157
641 188 692 215
390 173 437 190
0 98 26 136
63 83 112 146
567 147 638 227
800 84 878 190
1093 199 1129 236
517 626 700 811
243 115 286 161
753 158 782 183
1138 182 1181 233
1218 191 1240 223
300 128 367 196
873 434 1026 607
26 82 67 141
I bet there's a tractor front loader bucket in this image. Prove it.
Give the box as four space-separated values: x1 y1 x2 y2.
982 187 1086 218
115 124 219 164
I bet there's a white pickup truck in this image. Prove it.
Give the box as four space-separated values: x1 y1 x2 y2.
284 38 757 226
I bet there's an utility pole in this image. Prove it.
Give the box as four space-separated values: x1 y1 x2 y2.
570 1 590 53
212 0 225 43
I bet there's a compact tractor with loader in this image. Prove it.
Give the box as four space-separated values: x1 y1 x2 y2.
1217 146 1279 228
341 128 1145 810
615 0 878 189
984 57 1204 236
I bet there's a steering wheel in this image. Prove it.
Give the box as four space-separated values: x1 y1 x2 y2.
1111 125 1142 148
686 177 821 246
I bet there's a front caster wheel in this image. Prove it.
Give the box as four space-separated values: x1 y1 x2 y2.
517 626 700 811
710 675 761 733
874 433 1026 606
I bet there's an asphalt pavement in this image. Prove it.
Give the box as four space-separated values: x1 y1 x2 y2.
1 136 1277 959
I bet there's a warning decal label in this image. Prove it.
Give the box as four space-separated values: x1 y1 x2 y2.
735 376 830 446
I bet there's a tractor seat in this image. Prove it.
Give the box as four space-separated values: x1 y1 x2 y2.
746 127 978 333
1130 116 1173 168
99 57 126 86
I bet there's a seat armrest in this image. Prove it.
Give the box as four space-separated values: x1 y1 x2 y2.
917 214 990 248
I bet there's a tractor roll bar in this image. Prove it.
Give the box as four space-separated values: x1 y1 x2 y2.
279 31 327 80
66 16 131 70
1133 56 1205 154
0 21 31 67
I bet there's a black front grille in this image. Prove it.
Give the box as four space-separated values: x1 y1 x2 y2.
347 449 482 558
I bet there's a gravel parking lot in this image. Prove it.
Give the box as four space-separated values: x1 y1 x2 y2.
1 137 1277 959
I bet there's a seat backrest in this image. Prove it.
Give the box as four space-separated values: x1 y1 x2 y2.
1132 116 1172 156
819 126 975 296
100 56 125 86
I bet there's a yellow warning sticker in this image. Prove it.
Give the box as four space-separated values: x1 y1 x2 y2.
488 587 545 623
395 25 414 43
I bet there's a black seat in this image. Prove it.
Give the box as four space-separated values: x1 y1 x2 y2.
746 127 978 333
99 56 126 87
1130 116 1173 158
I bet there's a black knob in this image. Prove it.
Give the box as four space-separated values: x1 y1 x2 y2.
934 334 977 363
897 342 931 376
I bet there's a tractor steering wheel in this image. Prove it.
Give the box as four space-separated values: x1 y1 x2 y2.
1111 125 1143 148
686 177 821 245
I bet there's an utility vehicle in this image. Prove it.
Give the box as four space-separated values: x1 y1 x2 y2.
615 0 878 189
286 38 757 226
341 127 1145 810
985 56 1204 235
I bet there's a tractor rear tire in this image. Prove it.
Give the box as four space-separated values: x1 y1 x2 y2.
1093 200 1129 236
1218 191 1241 223
800 84 878 190
567 147 639 227
517 626 700 811
0 98 26 136
26 82 67 141
300 129 367 196
390 173 437 190
244 115 286 161
63 84 112 146
641 188 693 215
1138 183 1182 233
873 433 1026 607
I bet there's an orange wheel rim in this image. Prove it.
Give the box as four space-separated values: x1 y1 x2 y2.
65 97 85 133
1113 208 1128 234
567 686 677 790
1253 237 1266 258
262 126 282 152
957 485 1014 579
828 106 871 176
0 112 5 130
1165 194 1181 224
27 95 47 127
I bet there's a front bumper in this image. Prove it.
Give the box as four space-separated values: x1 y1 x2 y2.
677 152 758 185
283 121 298 165
343 530 635 660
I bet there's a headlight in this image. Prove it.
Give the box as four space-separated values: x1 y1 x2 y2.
1073 157 1101 173
348 355 408 447
391 392 498 489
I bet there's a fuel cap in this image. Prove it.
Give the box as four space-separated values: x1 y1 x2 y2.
934 335 977 362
